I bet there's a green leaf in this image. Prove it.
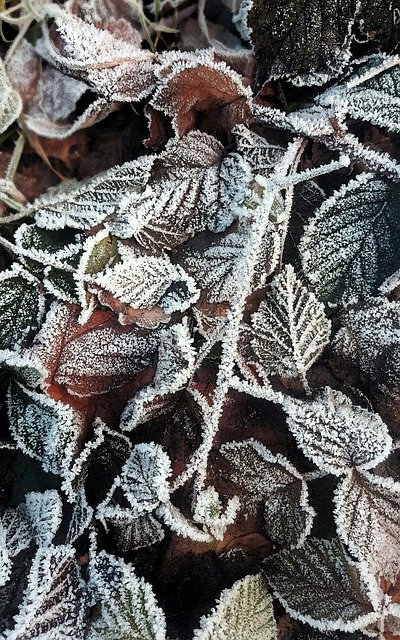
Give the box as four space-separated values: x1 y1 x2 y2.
7 380 83 477
319 56 400 132
246 0 354 86
265 538 379 632
300 174 400 304
81 231 118 276
0 265 45 349
87 551 166 639
193 574 277 640
0 349 43 387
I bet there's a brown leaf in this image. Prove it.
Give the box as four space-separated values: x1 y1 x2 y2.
150 51 252 139
31 302 159 398
39 5 156 102
97 288 171 328
7 40 119 141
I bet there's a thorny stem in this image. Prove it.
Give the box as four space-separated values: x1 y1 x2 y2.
256 106 400 182
5 132 25 182
172 146 350 495
189 317 228 381
346 55 400 89
275 137 306 274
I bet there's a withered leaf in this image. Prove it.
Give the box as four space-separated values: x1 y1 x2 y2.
31 303 159 397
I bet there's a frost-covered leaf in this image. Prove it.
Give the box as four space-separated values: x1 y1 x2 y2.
193 487 240 541
334 469 400 580
331 298 400 421
24 131 244 248
332 297 400 376
87 550 166 639
0 349 44 388
318 56 400 132
150 51 252 137
24 490 62 546
93 244 199 316
0 506 32 587
23 155 154 231
246 0 355 86
179 226 279 304
39 5 155 102
101 441 211 542
0 265 45 350
62 420 131 504
156 501 213 542
240 265 330 385
263 479 314 549
66 489 93 544
15 224 84 264
300 175 400 304
234 125 286 176
109 132 247 246
284 388 392 475
220 439 314 547
220 439 304 500
0 60 22 134
99 511 164 552
7 380 83 476
265 538 379 632
0 525 12 588
193 574 276 640
1 506 32 559
119 443 171 515
6 38 117 139
32 303 159 397
121 321 196 431
4 545 86 640
6 38 116 139
15 224 84 303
